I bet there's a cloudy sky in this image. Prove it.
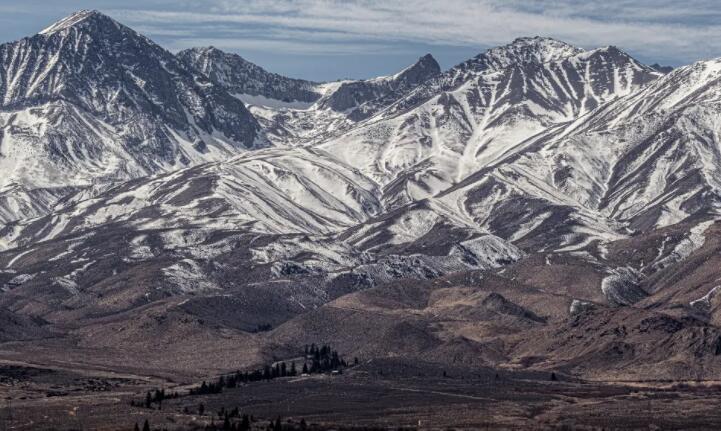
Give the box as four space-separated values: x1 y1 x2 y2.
1 0 720 81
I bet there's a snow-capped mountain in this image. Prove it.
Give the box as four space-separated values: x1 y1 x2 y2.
430 55 721 256
7 10 721 380
177 46 322 106
317 53 441 120
179 48 443 148
0 10 259 223
320 37 663 210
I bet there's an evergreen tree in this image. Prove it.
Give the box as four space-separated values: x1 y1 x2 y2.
145 392 152 409
240 414 250 431
199 403 205 416
264 365 272 381
300 419 308 430
134 423 140 431
302 363 308 374
274 417 282 431
142 419 151 431
290 362 297 376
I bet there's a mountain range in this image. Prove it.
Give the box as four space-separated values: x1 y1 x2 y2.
2 10 721 384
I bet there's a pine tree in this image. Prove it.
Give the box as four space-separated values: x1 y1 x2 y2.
302 363 308 374
199 402 205 416
240 414 251 431
300 419 308 430
273 417 282 431
290 362 297 376
134 423 140 431
145 392 152 409
142 419 150 431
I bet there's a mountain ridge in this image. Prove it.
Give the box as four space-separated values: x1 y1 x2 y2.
0 10 261 223
3 10 721 391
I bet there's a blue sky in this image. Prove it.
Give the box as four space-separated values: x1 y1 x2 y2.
1 0 721 81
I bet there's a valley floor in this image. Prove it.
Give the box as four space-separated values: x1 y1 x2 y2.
2 354 721 430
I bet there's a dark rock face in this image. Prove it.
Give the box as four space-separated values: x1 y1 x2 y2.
0 10 261 223
177 46 322 103
397 54 442 86
319 53 441 119
0 10 259 172
650 63 674 74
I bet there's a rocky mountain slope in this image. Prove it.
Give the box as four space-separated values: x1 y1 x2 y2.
178 48 443 147
321 38 662 207
2 10 721 381
0 10 260 224
177 46 322 106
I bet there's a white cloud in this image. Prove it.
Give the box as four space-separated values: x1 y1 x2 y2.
108 0 721 64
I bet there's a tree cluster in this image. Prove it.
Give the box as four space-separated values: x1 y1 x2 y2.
189 361 298 396
303 344 348 373
209 410 251 431
130 388 180 409
189 344 353 397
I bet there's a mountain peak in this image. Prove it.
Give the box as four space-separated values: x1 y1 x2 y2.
458 36 584 74
418 53 437 62
416 53 440 69
192 46 251 64
390 53 441 85
499 36 584 63
39 10 117 36
194 46 223 55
